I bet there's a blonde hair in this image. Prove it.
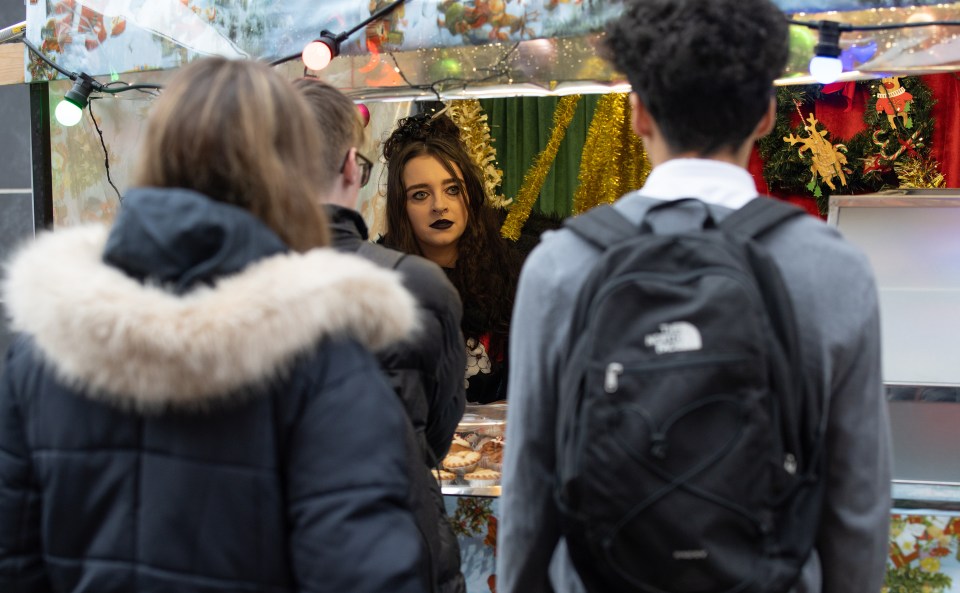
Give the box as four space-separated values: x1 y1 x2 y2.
292 77 366 182
132 57 330 251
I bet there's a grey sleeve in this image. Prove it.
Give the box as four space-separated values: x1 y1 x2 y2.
815 260 892 593
498 241 577 593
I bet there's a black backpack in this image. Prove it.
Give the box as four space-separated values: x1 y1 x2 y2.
556 197 827 593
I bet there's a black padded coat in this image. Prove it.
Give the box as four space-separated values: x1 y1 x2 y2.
0 188 427 593
326 205 466 593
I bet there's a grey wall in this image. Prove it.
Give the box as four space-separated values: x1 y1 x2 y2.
0 1 33 367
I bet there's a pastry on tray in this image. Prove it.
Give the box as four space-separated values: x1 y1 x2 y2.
464 469 501 487
479 439 504 472
432 469 457 487
442 450 481 474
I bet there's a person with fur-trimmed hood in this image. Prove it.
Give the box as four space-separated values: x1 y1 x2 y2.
0 58 427 593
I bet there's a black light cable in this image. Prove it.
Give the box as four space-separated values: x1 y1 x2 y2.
87 97 123 202
20 35 163 204
269 0 412 69
790 18 960 32
22 36 163 126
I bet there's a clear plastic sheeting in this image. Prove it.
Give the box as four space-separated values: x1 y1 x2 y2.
25 1 960 87
782 3 960 85
275 34 629 101
24 0 621 82
279 1 960 101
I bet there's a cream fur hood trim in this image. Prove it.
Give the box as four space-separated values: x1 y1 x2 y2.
3 225 419 411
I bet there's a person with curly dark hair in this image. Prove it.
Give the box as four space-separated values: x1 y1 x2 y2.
498 1 891 592
381 112 520 405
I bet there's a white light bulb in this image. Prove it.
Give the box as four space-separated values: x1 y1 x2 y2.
302 41 333 71
809 56 843 85
55 100 84 127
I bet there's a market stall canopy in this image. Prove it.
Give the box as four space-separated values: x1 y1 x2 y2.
20 0 960 95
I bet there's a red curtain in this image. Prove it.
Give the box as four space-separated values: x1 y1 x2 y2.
926 74 960 188
750 73 960 219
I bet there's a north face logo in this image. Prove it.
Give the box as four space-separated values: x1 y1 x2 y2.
644 321 702 354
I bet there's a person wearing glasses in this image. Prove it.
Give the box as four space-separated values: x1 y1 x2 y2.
294 78 468 593
380 112 521 405
0 58 428 593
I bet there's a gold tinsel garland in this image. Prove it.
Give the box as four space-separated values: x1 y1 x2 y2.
500 94 582 241
573 93 650 214
446 99 511 209
895 156 946 189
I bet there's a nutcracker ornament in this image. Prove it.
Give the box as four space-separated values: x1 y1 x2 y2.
876 76 914 130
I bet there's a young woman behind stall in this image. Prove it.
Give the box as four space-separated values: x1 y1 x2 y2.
381 113 521 404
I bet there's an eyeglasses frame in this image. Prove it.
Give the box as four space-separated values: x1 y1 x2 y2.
340 150 373 188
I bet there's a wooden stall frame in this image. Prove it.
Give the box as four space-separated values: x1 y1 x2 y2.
0 43 24 86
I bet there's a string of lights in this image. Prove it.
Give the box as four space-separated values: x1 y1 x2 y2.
789 18 960 84
21 37 163 126
385 43 521 102
6 8 959 215
269 0 411 69
9 8 960 128
17 1 410 126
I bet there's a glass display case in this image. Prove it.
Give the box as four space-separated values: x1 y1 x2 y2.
438 403 506 497
829 189 960 506
828 189 960 390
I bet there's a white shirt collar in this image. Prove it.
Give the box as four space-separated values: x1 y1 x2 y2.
638 159 760 209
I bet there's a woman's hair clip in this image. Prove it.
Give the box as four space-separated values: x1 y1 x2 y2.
383 110 462 161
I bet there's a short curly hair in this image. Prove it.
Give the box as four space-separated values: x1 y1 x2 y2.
603 0 788 156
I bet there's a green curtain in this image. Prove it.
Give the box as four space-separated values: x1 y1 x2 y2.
479 96 601 219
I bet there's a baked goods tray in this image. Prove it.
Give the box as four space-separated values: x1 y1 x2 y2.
436 403 506 493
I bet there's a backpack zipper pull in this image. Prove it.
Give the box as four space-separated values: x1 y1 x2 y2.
604 362 624 393
784 453 798 475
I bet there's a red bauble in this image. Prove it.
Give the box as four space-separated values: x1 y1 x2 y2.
356 103 371 127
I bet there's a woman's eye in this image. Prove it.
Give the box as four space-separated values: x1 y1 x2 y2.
445 185 462 196
409 191 428 201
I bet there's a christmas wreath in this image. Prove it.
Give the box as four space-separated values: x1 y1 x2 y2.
758 76 942 216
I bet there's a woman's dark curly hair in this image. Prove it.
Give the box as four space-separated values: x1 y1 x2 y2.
603 0 788 156
381 112 519 337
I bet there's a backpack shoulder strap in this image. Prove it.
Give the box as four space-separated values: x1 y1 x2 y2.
723 197 827 471
720 196 806 239
563 204 639 250
357 241 407 270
